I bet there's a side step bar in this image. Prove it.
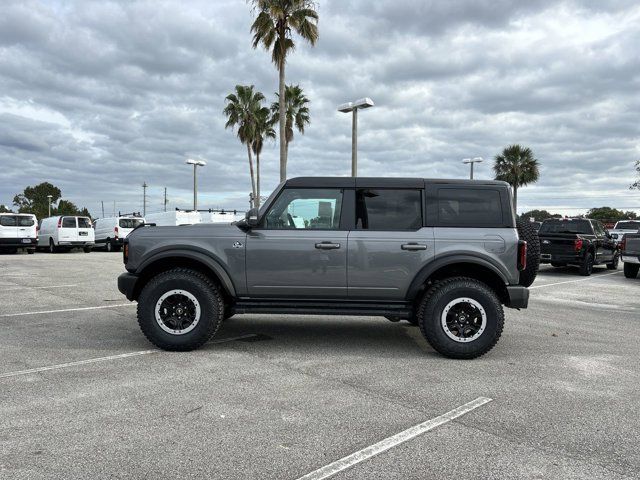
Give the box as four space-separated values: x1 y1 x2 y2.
232 300 412 317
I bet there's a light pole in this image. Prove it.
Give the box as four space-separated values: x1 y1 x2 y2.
185 159 206 210
338 98 375 177
47 195 53 217
462 157 483 179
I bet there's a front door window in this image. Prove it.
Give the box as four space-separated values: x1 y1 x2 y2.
263 188 343 230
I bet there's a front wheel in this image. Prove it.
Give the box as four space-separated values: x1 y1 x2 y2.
607 254 619 270
624 262 639 279
417 277 504 359
137 268 224 351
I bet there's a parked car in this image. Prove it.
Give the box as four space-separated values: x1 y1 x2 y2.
620 231 640 279
94 216 145 252
609 220 640 244
118 177 537 359
38 215 95 253
539 218 618 275
0 213 37 254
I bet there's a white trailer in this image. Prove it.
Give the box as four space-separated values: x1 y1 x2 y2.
144 210 201 226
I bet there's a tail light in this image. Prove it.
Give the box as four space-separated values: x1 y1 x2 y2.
518 240 527 271
619 236 626 252
36 224 39 241
123 242 129 264
574 238 583 251
114 226 119 239
57 217 62 228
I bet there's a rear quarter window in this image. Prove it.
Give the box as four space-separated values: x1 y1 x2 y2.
0 215 17 227
78 217 92 228
119 218 144 229
435 188 503 227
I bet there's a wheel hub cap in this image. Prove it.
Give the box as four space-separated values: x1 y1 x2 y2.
441 297 487 343
154 289 201 335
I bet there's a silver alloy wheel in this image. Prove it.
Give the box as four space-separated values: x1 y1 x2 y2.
441 297 487 343
154 289 201 335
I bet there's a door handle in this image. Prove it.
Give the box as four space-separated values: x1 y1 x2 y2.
401 243 427 251
315 242 340 250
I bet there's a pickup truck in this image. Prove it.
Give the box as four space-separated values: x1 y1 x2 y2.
620 232 640 278
539 218 618 276
609 220 640 244
118 177 538 359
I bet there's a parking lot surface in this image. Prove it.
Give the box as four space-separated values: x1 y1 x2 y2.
1 251 639 479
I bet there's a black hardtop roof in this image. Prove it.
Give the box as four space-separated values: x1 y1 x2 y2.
285 177 510 188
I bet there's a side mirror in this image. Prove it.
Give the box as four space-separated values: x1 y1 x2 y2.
236 208 259 230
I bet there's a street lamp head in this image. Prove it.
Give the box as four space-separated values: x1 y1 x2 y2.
186 158 206 167
338 97 375 113
462 157 483 164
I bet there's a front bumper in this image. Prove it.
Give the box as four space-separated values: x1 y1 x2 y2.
505 285 529 309
118 272 139 301
0 238 37 248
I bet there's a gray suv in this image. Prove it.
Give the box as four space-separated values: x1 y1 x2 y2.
118 177 532 359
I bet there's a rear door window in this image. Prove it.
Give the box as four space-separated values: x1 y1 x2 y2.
17 216 35 227
78 217 92 228
436 188 503 227
355 189 423 230
539 220 593 234
62 217 76 228
119 218 144 229
0 216 17 227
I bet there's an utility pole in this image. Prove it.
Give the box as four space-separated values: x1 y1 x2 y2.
101 201 105 218
164 187 167 212
142 182 148 216
113 201 116 217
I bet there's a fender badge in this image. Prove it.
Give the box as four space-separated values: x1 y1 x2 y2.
233 241 243 248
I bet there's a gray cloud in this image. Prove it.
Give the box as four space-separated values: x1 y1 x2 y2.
0 0 639 216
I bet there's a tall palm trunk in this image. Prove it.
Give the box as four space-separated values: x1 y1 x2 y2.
278 61 286 182
513 186 518 213
247 144 257 207
256 151 261 209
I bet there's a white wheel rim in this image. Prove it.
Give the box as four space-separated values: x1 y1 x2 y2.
154 289 201 335
441 297 487 343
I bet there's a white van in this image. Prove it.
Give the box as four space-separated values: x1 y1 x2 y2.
0 213 37 254
94 216 145 252
144 210 201 226
38 215 95 253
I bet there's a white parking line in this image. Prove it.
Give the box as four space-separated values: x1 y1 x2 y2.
0 303 134 318
2 284 78 292
531 271 621 289
0 350 157 378
295 396 493 480
0 334 261 379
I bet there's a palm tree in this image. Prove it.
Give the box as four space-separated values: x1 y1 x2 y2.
252 107 276 208
223 85 266 206
270 84 310 161
493 144 540 212
250 0 319 182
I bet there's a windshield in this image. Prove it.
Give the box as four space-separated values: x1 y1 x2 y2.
119 218 144 229
614 221 640 230
539 219 593 234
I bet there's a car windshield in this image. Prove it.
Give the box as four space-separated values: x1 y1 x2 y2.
614 221 640 230
119 218 144 229
539 220 592 234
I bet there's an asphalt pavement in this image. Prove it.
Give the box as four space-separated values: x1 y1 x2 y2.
1 251 638 479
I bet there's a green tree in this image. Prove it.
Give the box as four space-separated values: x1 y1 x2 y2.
519 209 560 221
631 160 640 190
250 0 319 182
585 207 633 221
252 106 276 208
494 145 540 213
12 182 61 219
270 84 310 161
0 205 12 213
223 85 267 206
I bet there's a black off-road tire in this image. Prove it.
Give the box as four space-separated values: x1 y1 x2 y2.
624 262 639 279
516 219 540 287
83 246 92 253
579 252 594 276
137 268 224 351
417 277 504 359
27 248 35 255
606 254 619 270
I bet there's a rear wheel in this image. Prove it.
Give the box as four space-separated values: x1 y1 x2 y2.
27 248 35 255
579 252 594 276
106 239 113 252
137 268 224 351
516 219 540 287
48 238 58 254
83 246 92 253
607 254 619 270
624 262 639 279
417 277 504 359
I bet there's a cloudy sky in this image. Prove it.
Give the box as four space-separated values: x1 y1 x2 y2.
1 0 639 217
